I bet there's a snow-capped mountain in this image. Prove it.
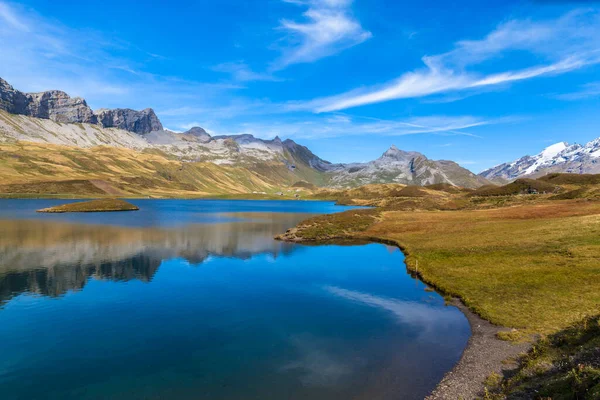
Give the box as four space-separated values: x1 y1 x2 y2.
480 138 600 183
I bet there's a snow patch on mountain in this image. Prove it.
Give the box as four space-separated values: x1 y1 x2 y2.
480 137 600 182
523 142 568 174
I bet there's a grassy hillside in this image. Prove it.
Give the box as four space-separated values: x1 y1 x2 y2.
0 141 319 198
470 178 558 197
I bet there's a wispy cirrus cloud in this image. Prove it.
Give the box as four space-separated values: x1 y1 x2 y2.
553 81 600 100
0 1 240 110
293 9 600 112
271 0 372 70
198 113 507 140
0 1 28 31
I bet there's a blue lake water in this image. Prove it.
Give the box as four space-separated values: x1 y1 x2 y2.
0 199 470 399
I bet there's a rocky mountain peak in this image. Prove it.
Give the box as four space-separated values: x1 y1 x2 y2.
0 78 30 115
96 108 163 134
183 127 211 143
0 79 97 124
0 77 164 134
381 144 423 162
28 90 97 124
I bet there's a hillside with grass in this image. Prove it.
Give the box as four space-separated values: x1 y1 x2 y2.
0 141 318 198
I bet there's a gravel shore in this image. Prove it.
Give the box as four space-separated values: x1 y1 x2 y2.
426 300 532 399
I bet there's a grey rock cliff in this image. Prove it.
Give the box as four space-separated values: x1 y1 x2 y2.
0 78 97 124
0 77 162 133
27 91 97 124
96 108 163 134
0 78 30 114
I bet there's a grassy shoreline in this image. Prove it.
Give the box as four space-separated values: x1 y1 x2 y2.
276 201 600 333
276 199 600 398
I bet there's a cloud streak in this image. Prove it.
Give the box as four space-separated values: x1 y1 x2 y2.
295 9 600 112
553 81 600 101
204 113 507 140
272 0 371 70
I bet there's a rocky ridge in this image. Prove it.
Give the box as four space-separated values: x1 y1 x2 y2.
0 77 160 134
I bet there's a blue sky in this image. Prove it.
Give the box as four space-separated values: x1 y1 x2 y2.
1 0 600 171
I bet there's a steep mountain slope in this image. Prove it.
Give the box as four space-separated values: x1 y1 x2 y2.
327 145 489 188
480 139 600 183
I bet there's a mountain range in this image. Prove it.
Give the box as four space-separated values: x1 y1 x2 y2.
480 139 600 183
0 77 489 192
1 76 598 194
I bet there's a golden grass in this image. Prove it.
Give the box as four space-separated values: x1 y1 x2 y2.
0 141 318 198
37 199 139 213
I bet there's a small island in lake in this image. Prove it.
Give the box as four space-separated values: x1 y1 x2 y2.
37 199 139 213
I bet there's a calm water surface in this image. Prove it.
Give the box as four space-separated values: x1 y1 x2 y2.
0 199 469 400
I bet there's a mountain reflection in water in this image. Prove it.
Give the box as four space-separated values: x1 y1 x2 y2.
0 201 472 400
0 213 308 304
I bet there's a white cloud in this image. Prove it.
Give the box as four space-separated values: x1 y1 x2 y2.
296 9 600 112
272 0 371 70
212 61 283 82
